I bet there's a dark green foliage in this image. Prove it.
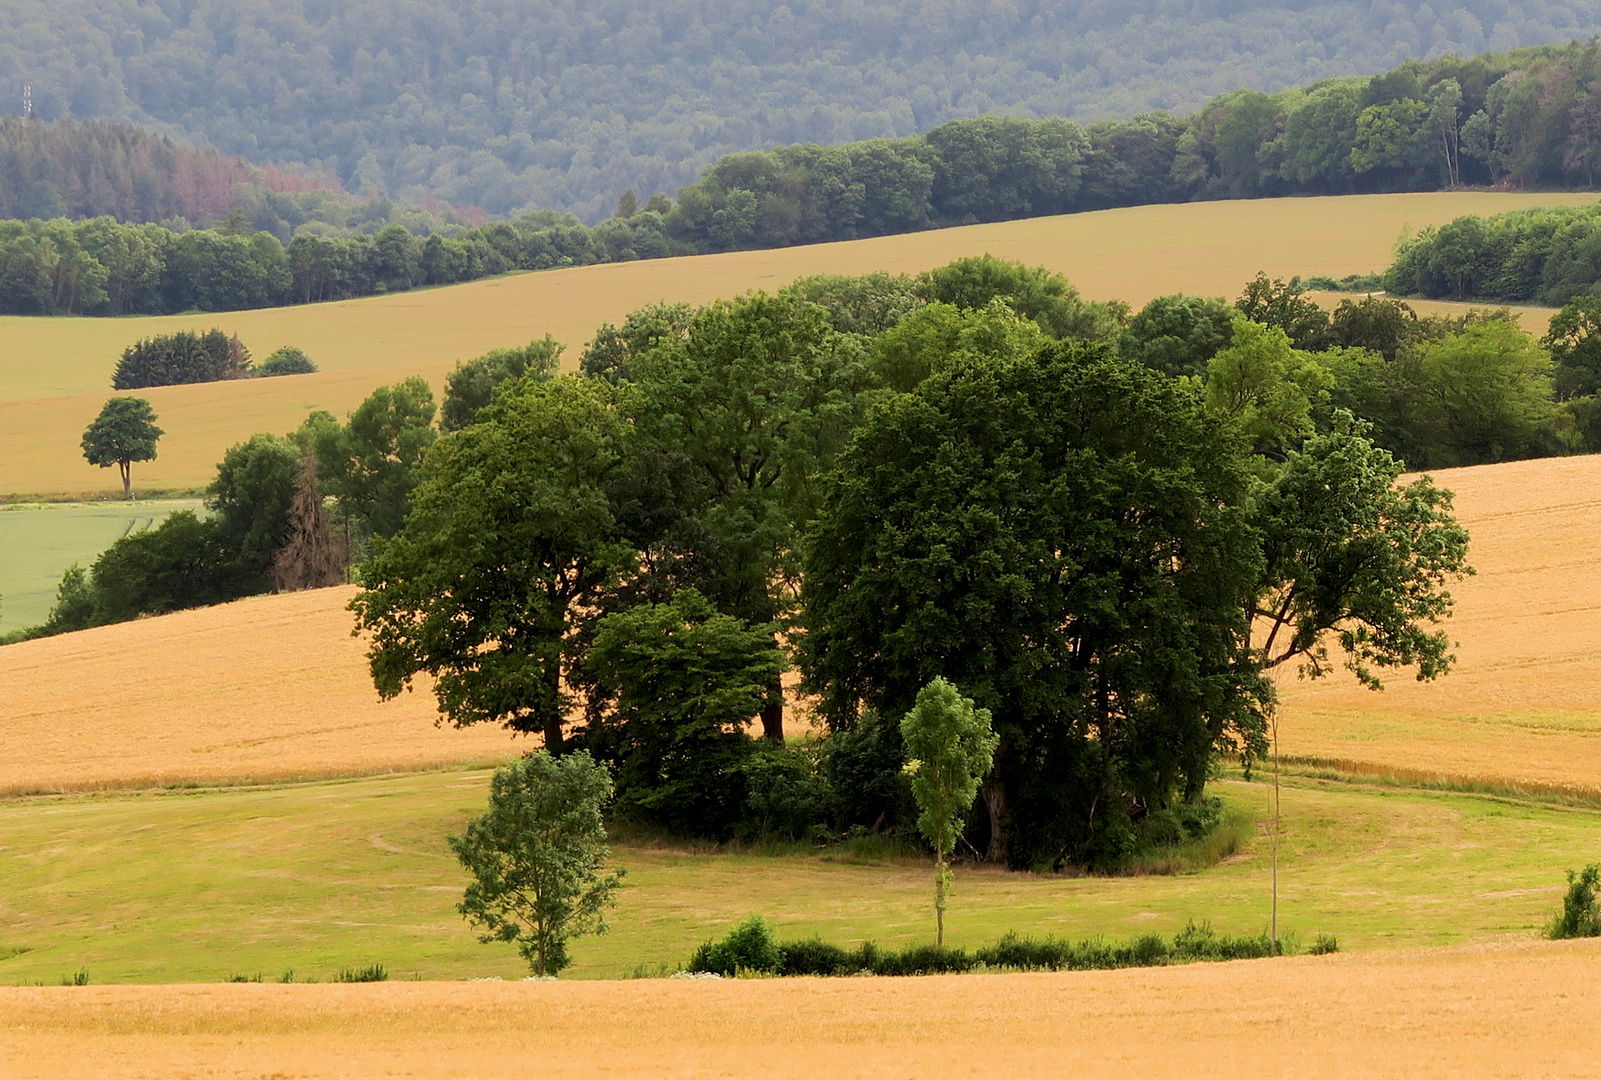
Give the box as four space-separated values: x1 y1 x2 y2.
80 396 162 499
689 916 783 975
1120 294 1237 377
801 342 1261 870
583 589 785 838
779 273 924 337
353 377 632 749
255 347 318 377
206 434 303 589
112 329 245 389
737 740 832 842
1309 933 1341 955
61 970 90 986
1236 274 1332 351
39 565 96 636
88 511 248 623
451 752 624 976
689 922 1296 977
1547 865 1601 939
579 303 693 384
440 336 563 431
335 964 388 983
1544 295 1601 400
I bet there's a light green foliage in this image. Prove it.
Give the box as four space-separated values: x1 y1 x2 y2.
869 299 1046 392
915 255 1128 340
1205 317 1332 456
1413 318 1557 466
1545 295 1601 400
353 376 632 750
585 589 785 838
1247 415 1473 690
80 396 162 499
691 915 783 975
778 272 925 337
306 376 437 540
900 679 998 946
450 751 624 976
440 335 563 431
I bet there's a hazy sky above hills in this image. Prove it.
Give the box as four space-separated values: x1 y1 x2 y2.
4 0 1601 219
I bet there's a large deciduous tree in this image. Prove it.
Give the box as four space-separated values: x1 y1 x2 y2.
81 396 163 499
623 292 870 740
802 342 1262 870
352 376 632 752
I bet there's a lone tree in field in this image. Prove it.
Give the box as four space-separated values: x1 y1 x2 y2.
900 677 998 947
81 397 163 499
271 456 347 592
450 751 625 976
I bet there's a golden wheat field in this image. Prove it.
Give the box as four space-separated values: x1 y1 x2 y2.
0 586 519 794
1 191 1591 497
1 453 1597 797
1274 453 1601 793
0 938 1596 1079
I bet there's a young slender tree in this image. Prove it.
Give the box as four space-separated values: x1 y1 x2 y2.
81 396 162 499
450 751 625 976
900 677 998 947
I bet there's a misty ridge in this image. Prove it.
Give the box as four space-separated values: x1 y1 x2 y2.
5 0 1601 221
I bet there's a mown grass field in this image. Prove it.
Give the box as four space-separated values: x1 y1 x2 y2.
0 501 190 633
0 769 1595 988
0 191 1591 497
4 938 1599 1080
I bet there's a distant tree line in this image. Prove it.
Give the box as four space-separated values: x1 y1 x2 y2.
16 40 1601 314
7 0 1600 219
111 331 318 388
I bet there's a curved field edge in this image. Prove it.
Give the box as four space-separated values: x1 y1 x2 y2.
0 191 1593 497
0 768 1597 987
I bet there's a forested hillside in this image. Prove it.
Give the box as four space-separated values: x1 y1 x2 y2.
4 0 1601 220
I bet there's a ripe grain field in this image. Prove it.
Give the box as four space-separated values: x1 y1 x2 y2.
1 940 1597 1079
1275 453 1601 793
0 191 1589 497
0 586 519 794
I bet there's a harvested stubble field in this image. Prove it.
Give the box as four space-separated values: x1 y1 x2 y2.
1276 453 1601 794
0 190 1589 497
0 939 1598 1079
0 586 519 794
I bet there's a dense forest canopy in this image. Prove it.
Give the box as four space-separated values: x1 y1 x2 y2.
5 0 1601 220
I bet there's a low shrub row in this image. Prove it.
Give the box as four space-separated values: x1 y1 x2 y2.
686 916 1337 978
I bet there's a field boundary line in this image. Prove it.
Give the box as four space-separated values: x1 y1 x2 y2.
0 757 518 802
1259 755 1601 808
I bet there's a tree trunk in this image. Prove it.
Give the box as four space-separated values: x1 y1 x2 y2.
119 459 132 500
982 780 1008 865
759 675 784 741
542 711 565 754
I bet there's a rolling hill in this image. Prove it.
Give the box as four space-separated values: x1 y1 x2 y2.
1 190 1591 498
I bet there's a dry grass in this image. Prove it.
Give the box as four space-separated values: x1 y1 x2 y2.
0 585 519 794
0 938 1596 1079
1 191 1589 497
1277 452 1601 792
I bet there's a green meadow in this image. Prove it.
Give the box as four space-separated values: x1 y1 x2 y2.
0 768 1595 985
0 501 192 633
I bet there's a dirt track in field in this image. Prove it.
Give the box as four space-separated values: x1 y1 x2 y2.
1276 453 1601 793
0 938 1596 1079
0 585 519 793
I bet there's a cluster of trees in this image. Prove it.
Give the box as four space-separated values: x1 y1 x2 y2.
112 330 317 388
333 257 1472 874
20 38 1601 316
1387 202 1601 306
6 0 1598 219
